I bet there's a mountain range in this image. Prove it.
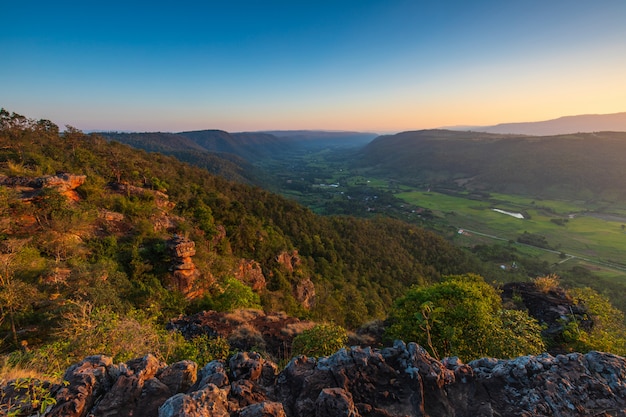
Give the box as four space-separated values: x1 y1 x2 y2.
449 111 626 135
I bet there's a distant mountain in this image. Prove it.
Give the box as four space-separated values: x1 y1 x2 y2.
356 129 626 201
100 131 261 184
464 112 626 135
100 129 377 185
177 129 291 161
262 130 378 148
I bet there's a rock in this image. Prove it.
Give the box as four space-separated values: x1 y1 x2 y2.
315 388 360 417
165 235 204 298
48 355 114 417
234 259 266 292
0 172 86 202
158 384 230 417
501 282 591 353
237 401 287 417
89 354 165 417
230 352 264 382
158 360 198 394
276 250 301 273
196 360 230 389
230 379 268 407
17 343 626 417
293 277 315 310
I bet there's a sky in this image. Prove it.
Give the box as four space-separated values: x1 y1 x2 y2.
2 0 626 133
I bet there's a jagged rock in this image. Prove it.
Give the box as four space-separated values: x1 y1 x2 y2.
36 172 86 195
230 352 265 382
168 235 197 259
48 355 114 417
90 354 164 417
276 250 301 273
196 361 230 389
315 388 360 417
158 360 198 394
158 383 230 417
234 259 266 292
294 277 315 310
230 379 269 408
237 401 286 417
12 343 626 417
501 282 592 353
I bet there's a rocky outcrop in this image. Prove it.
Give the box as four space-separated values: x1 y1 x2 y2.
276 250 301 273
0 172 86 201
293 277 315 310
234 259 266 292
166 235 206 298
501 282 592 353
5 342 626 417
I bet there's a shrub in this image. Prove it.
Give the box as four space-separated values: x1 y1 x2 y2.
533 274 560 293
563 287 626 355
166 333 231 366
291 323 347 358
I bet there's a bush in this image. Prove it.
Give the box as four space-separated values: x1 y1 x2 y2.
533 274 560 293
291 323 347 358
205 277 261 312
166 333 231 366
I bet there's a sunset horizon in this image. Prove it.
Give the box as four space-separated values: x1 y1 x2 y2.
3 1 625 133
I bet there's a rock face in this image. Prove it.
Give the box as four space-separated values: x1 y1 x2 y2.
234 259 267 292
6 342 626 417
0 172 86 201
166 235 204 298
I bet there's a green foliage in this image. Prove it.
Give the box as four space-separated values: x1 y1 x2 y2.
0 109 489 364
517 232 552 249
166 333 231 366
385 274 545 361
202 277 261 312
562 287 626 355
0 377 57 417
291 323 348 358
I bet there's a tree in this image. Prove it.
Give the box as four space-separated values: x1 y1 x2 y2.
385 274 545 361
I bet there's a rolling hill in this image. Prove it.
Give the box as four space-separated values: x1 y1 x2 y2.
356 129 626 201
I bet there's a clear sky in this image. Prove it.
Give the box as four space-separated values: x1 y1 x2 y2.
2 0 626 133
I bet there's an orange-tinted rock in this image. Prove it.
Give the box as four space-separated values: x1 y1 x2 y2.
234 259 266 292
276 250 301 273
294 277 315 310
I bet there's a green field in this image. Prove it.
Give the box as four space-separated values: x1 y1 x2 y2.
397 189 626 274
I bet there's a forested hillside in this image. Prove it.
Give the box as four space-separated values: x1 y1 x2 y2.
357 129 626 201
0 109 480 357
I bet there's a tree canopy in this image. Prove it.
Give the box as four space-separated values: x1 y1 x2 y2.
385 274 545 361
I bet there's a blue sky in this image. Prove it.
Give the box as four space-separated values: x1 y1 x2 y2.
2 1 626 132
